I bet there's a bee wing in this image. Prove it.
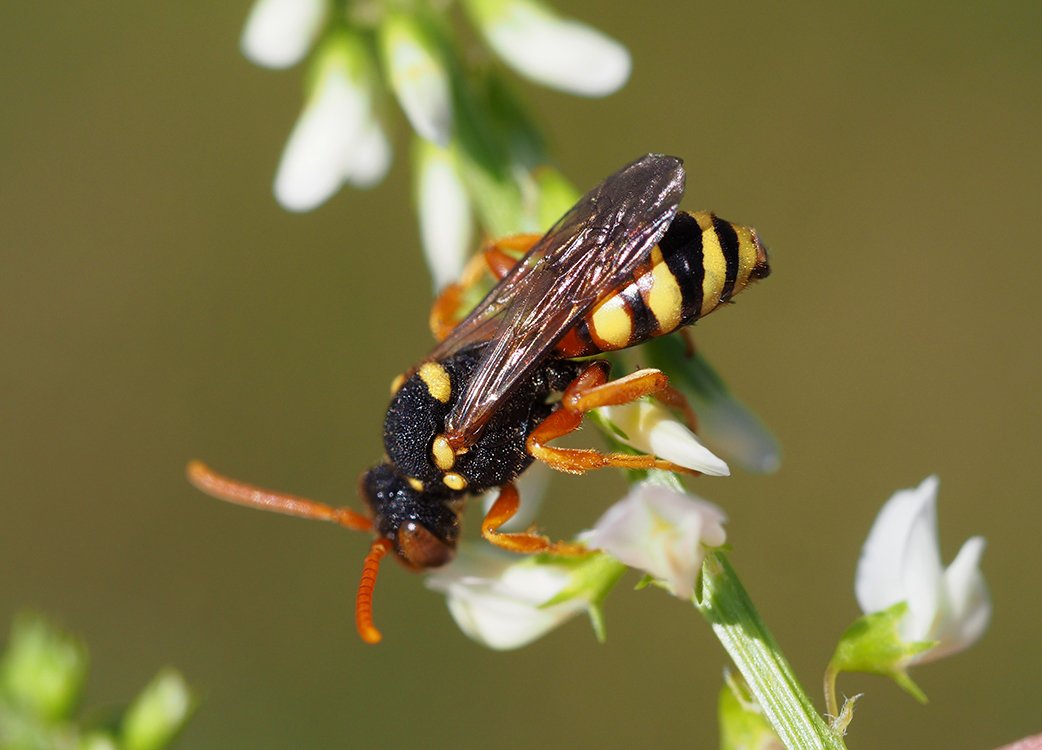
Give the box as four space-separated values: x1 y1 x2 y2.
432 154 686 448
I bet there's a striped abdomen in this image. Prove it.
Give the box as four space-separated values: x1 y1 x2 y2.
557 211 770 357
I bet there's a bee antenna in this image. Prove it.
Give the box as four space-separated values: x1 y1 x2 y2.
356 538 394 644
186 460 372 532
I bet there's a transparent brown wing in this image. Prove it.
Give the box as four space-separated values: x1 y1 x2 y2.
431 154 686 449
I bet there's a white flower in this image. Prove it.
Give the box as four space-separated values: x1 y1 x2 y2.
343 117 392 188
464 0 631 97
241 0 328 69
415 140 474 290
426 546 590 650
379 13 454 146
273 34 391 212
597 397 731 476
584 482 727 599
855 476 990 664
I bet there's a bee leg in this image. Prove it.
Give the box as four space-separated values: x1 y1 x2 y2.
428 234 542 341
678 328 697 357
654 384 699 433
481 483 588 556
186 460 373 532
527 363 701 476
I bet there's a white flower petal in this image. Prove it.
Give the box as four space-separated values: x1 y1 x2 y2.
426 546 586 650
855 476 941 621
598 397 730 476
415 141 473 289
241 0 327 69
855 476 989 664
466 0 630 97
343 118 393 188
273 68 371 211
380 13 454 145
585 482 726 599
926 535 990 662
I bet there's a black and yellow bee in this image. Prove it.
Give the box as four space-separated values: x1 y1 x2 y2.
189 154 770 643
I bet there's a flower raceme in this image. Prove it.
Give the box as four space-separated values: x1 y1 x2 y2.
238 0 632 285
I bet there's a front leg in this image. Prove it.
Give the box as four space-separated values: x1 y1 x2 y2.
481 483 587 556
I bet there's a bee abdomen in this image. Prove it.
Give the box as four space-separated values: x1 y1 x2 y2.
559 211 770 356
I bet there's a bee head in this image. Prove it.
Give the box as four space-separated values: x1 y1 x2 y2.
359 464 460 570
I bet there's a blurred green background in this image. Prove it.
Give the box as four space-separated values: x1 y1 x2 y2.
2 1 1040 747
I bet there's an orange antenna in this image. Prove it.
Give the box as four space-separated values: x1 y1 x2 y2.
356 538 394 644
187 460 372 532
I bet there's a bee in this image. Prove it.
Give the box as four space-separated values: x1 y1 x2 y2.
188 154 770 643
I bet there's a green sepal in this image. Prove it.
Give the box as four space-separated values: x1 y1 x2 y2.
531 166 580 231
0 613 88 725
719 673 782 750
306 25 374 98
535 552 627 643
828 602 935 704
121 668 195 750
449 70 524 237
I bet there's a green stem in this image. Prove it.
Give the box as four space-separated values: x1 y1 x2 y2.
696 551 845 750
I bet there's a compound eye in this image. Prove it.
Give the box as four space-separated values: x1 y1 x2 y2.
396 522 456 570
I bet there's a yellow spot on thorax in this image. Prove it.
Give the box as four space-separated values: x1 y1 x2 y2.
644 245 682 334
389 373 406 396
418 362 451 403
406 477 425 492
442 472 467 491
431 435 455 470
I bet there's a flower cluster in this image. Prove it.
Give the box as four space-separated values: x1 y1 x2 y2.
240 0 631 287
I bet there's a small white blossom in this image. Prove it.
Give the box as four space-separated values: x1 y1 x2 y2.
426 546 589 650
273 35 389 212
343 117 392 188
585 482 727 599
856 476 990 664
241 0 328 69
464 0 631 97
598 397 731 476
415 140 474 289
379 13 454 146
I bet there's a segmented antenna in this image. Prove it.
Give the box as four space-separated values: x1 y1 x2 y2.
356 538 394 644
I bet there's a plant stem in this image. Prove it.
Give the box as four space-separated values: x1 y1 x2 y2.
696 551 846 750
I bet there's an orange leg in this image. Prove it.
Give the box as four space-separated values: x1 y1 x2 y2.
481 483 587 556
655 384 699 433
527 364 700 476
428 234 542 340
186 460 372 532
